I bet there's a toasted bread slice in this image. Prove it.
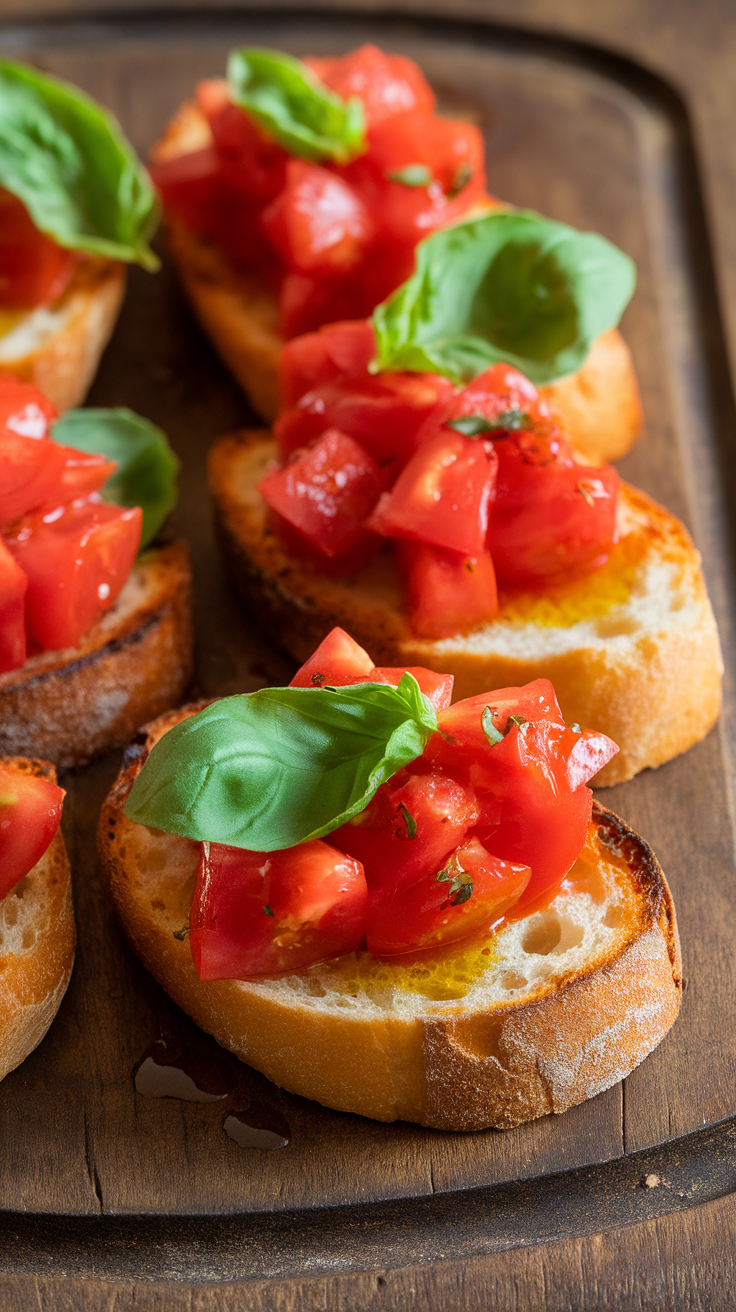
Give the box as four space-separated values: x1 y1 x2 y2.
209 432 723 786
0 758 75 1082
0 541 193 769
98 704 681 1130
153 103 641 464
0 258 126 414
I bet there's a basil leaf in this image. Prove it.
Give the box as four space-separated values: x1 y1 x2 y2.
447 408 532 437
0 59 159 268
228 47 365 164
124 675 438 851
372 209 636 385
51 408 178 548
386 164 433 188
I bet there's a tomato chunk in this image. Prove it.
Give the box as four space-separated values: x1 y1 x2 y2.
0 191 77 310
367 430 497 556
6 496 142 651
190 839 367 979
0 536 27 673
370 666 454 711
262 160 373 275
259 428 387 563
290 626 374 687
0 763 64 899
279 319 377 409
305 45 436 127
366 837 530 955
0 375 65 527
399 541 499 638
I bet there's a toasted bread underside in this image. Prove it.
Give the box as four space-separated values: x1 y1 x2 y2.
154 102 641 463
209 432 723 786
0 759 75 1082
0 259 126 413
0 541 193 769
99 705 681 1130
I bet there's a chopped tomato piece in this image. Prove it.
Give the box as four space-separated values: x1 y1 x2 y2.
399 541 499 638
279 319 377 409
370 666 454 710
0 536 27 672
149 146 224 235
259 428 387 563
0 763 64 899
290 626 374 687
367 430 497 555
205 96 288 204
0 376 67 528
332 767 480 889
262 160 373 275
366 836 530 955
190 839 367 979
6 495 142 651
430 362 542 435
0 191 77 310
306 45 436 127
49 447 117 507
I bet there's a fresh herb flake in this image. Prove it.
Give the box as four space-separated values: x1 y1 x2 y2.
398 802 417 840
447 160 473 199
508 714 527 730
481 705 504 746
385 163 433 188
577 481 595 507
263 904 275 917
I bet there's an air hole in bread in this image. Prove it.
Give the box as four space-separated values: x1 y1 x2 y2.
21 928 35 950
501 971 528 991
594 614 639 638
521 915 562 955
4 904 18 928
304 979 327 998
151 899 165 911
603 903 624 929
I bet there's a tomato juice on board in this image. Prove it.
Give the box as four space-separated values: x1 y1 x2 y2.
124 627 618 983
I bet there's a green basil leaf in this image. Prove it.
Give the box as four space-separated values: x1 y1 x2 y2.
372 209 636 385
0 59 159 268
386 164 433 188
447 408 532 437
228 47 365 164
51 408 178 548
124 675 438 851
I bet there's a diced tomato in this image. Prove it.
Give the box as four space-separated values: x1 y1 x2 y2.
0 190 77 310
305 44 436 127
332 767 480 889
259 428 387 563
367 430 497 555
366 836 530 955
6 495 142 652
279 319 377 409
426 362 542 437
195 78 231 119
48 447 117 507
424 683 619 903
0 376 66 527
290 626 374 687
0 763 64 899
149 146 225 235
399 540 499 638
190 838 367 979
0 536 27 673
275 370 455 466
370 666 454 710
262 159 373 275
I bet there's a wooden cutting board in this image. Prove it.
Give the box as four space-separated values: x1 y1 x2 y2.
1 5 736 1304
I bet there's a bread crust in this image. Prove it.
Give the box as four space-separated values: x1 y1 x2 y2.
154 103 641 464
0 758 75 1083
0 541 193 769
208 431 723 786
0 258 126 413
98 706 681 1129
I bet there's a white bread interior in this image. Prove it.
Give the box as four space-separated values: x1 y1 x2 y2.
98 704 681 1130
0 258 126 413
152 101 641 464
209 432 723 786
0 541 193 769
0 759 75 1083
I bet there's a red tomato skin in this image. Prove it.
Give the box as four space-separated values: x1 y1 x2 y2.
0 191 77 310
0 375 66 527
6 496 142 652
0 536 27 673
190 839 367 979
399 540 499 638
149 146 225 235
0 763 64 898
47 448 117 507
366 837 530 955
262 160 373 275
305 45 436 127
332 768 480 888
367 430 497 556
289 626 375 687
279 319 376 409
258 428 387 562
369 666 454 711
205 97 288 205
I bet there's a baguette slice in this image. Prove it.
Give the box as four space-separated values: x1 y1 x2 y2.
99 704 681 1130
0 541 193 769
0 257 126 413
0 758 75 1082
209 431 723 787
153 102 642 464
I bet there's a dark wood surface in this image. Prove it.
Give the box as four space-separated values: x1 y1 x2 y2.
2 1 736 1305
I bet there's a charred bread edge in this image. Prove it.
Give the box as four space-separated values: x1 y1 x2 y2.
0 758 75 1083
98 706 681 1131
0 541 194 769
